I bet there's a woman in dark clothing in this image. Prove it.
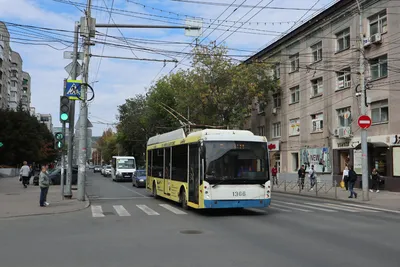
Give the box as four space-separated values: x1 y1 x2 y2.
348 165 358 199
370 168 381 193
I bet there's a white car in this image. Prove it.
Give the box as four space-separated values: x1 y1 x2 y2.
103 165 111 177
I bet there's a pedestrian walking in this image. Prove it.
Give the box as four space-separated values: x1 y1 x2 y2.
308 165 316 190
348 165 358 199
19 161 30 188
271 165 278 185
39 165 50 207
298 165 306 190
342 165 349 191
369 168 381 193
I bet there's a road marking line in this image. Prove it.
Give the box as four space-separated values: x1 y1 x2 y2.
114 182 148 197
269 206 292 212
324 203 379 212
91 205 105 217
282 202 337 212
159 204 187 214
136 205 160 215
273 203 313 212
113 205 131 216
94 197 150 200
340 203 400 213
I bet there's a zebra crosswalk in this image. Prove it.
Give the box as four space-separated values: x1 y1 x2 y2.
90 203 188 217
270 200 383 213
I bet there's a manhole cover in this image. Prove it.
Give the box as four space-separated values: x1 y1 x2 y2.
103 212 114 215
180 230 203 234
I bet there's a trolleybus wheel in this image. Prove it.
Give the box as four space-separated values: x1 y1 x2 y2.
153 182 158 199
180 189 188 210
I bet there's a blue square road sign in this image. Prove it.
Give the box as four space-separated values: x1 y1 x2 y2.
65 80 82 100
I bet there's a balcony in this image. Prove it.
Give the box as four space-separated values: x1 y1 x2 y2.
10 65 18 72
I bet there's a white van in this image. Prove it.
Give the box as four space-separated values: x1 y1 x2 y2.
111 156 136 182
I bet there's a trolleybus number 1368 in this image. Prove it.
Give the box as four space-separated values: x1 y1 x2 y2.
233 191 246 197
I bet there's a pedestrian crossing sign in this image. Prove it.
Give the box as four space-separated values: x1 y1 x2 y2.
65 79 82 100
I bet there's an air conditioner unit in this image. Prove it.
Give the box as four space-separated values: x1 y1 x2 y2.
371 33 382 44
338 126 351 138
363 37 371 47
272 108 277 114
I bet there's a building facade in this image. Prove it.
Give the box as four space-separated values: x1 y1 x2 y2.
0 22 31 111
36 113 53 132
245 0 400 191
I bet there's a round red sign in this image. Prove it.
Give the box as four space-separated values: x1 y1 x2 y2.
358 115 372 129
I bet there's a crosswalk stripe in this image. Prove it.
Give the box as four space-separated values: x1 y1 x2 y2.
281 201 337 212
91 205 105 217
340 203 400 214
269 206 292 212
273 202 313 212
113 205 131 216
324 203 379 212
136 204 160 215
159 204 187 214
304 202 353 212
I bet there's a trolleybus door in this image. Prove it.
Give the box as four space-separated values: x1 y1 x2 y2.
163 147 171 195
188 144 199 204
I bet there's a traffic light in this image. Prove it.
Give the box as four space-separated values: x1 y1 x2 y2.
55 132 64 150
60 96 70 123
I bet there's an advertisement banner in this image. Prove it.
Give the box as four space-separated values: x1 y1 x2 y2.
300 147 331 173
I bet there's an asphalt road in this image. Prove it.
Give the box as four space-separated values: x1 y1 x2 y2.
0 171 399 267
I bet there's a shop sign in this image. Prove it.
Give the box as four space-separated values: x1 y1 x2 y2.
337 141 350 148
300 147 331 173
391 135 400 145
267 140 280 151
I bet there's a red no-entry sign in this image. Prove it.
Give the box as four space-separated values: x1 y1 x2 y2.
358 115 372 129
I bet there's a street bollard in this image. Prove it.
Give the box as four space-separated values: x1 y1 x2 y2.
334 180 338 199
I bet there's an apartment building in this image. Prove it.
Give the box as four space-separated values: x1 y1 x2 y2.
0 22 31 111
36 113 53 132
245 0 400 191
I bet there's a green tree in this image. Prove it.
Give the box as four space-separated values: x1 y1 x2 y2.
96 129 117 163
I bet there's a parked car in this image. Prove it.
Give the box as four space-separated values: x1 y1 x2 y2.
93 165 102 173
132 169 146 188
103 165 111 177
47 167 78 185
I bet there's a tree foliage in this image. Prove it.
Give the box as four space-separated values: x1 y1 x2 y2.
0 108 57 166
116 43 279 160
95 128 117 164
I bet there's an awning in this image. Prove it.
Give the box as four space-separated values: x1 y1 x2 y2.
354 142 388 150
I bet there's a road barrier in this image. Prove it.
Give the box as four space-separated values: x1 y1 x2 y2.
272 179 338 199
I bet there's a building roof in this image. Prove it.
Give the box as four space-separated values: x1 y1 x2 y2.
244 0 354 62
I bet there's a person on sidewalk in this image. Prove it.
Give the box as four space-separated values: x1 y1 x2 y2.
309 165 316 191
348 165 358 199
298 165 306 190
342 165 349 191
370 168 381 193
39 166 50 207
19 161 30 188
271 165 278 185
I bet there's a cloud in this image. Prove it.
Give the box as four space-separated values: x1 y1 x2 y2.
2 0 333 136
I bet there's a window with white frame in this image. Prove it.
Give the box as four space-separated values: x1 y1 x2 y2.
290 86 300 104
337 68 351 90
272 122 281 138
274 63 280 79
370 54 387 80
336 28 350 52
258 125 265 136
371 99 388 123
289 53 299 72
369 10 387 35
311 113 323 132
272 93 281 108
291 153 299 172
311 77 323 97
289 118 300 136
337 107 351 127
311 41 322 62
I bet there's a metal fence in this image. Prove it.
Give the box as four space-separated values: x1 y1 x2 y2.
272 179 339 199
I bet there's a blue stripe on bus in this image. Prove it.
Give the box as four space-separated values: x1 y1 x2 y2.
203 198 271 208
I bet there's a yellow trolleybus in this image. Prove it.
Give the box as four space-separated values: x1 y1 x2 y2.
146 128 271 209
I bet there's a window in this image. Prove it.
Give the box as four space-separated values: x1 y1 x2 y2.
371 99 388 123
336 28 350 52
0 70 2 80
311 42 322 62
274 63 280 79
151 149 163 178
258 101 266 113
336 68 351 90
23 79 28 85
10 91 16 97
11 62 17 67
172 144 188 182
289 53 299 72
291 152 299 172
0 84 2 94
290 86 300 104
311 77 323 97
311 113 323 132
272 93 281 108
289 118 300 136
11 70 17 77
11 81 17 87
23 87 28 93
272 122 281 138
258 126 265 136
337 107 351 127
369 10 387 35
370 55 387 80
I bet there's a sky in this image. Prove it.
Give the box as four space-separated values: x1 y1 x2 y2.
0 0 335 136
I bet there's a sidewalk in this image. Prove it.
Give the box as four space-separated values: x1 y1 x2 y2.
0 177 90 218
272 180 400 211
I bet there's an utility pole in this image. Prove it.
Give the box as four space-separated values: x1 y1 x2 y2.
357 0 369 201
65 21 80 199
60 87 66 200
77 0 93 201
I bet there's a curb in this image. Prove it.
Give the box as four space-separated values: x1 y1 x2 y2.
272 190 400 211
0 194 91 220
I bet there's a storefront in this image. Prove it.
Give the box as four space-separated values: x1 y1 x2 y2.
332 139 352 175
268 140 280 173
299 147 332 173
